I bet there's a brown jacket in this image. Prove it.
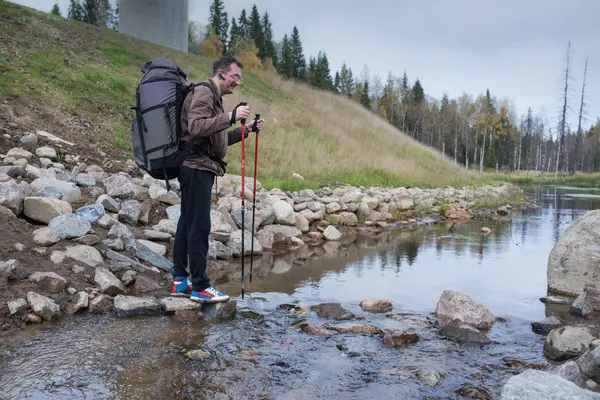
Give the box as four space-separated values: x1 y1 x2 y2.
179 78 247 176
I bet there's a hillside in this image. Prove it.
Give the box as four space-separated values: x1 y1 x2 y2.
0 1 480 190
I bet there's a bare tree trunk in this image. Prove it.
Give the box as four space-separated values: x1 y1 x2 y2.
575 56 588 174
555 41 571 177
480 128 486 174
454 132 458 163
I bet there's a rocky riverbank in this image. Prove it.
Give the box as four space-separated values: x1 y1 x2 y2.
0 132 528 337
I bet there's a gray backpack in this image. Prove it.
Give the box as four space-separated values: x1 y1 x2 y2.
130 57 215 190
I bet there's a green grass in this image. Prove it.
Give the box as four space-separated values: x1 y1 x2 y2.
484 171 600 189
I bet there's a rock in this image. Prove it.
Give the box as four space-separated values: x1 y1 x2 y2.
225 230 262 257
75 203 105 223
23 196 72 224
89 294 113 314
48 213 91 239
532 316 564 335
447 208 471 220
577 345 600 383
272 200 296 225
96 194 120 213
208 236 233 260
7 298 27 315
301 323 332 337
113 295 163 317
0 178 31 215
571 287 600 318
210 209 235 242
29 178 81 203
6 148 33 159
35 146 58 160
360 299 393 313
382 330 419 347
418 370 441 387
310 303 354 320
144 230 172 242
63 245 104 267
439 321 492 344
73 234 101 246
481 227 491 235
501 369 600 399
121 270 136 286
133 274 160 293
32 227 61 246
496 206 510 216
540 296 572 305
161 297 201 313
186 349 211 360
323 225 341 241
324 323 381 335
27 291 60 320
201 300 237 320
136 239 166 256
118 199 142 225
434 290 496 330
125 240 173 272
94 267 127 296
0 259 28 281
27 314 42 323
554 360 588 388
102 174 142 198
548 209 600 296
544 326 599 361
28 272 67 294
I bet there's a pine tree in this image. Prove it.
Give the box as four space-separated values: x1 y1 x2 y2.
315 52 333 91
249 5 264 59
68 0 84 21
412 79 424 104
339 62 354 97
51 2 61 16
278 34 294 78
360 80 371 109
290 26 306 81
260 12 277 66
334 71 341 93
237 9 249 38
307 57 317 86
209 0 228 53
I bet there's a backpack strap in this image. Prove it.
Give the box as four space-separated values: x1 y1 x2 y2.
189 81 219 109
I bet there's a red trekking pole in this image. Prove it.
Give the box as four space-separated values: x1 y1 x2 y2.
250 114 260 283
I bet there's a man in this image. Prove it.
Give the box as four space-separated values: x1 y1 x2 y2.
171 56 264 303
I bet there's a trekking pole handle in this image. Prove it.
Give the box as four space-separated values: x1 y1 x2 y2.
252 114 261 133
231 102 248 125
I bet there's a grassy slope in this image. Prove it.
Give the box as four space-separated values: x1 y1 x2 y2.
0 1 485 190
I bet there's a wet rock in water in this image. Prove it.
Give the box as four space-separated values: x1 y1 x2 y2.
278 303 305 314
310 303 354 320
323 225 341 241
455 383 492 400
439 321 492 344
27 291 60 320
382 330 419 348
359 299 393 313
161 297 201 313
300 323 332 337
544 326 599 361
501 369 600 399
113 295 163 317
547 209 600 297
201 300 237 320
417 370 441 387
571 287 600 318
577 346 600 384
384 313 431 331
174 309 203 322
540 296 572 305
28 271 67 294
435 290 496 330
95 267 127 296
553 360 588 388
69 292 89 314
532 316 564 335
186 349 211 360
89 294 114 314
324 323 381 335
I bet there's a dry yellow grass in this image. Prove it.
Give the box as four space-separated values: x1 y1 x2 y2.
0 1 482 190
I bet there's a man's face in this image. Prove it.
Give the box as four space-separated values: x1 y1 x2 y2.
219 64 242 95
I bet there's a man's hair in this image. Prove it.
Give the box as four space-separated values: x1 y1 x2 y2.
212 56 244 76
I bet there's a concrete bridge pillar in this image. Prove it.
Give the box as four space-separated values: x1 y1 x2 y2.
119 0 189 53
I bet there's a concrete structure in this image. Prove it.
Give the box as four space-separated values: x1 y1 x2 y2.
119 0 189 53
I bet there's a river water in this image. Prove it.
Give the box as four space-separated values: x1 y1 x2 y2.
1 185 599 399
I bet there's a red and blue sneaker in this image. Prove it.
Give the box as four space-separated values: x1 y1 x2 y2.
190 286 230 303
171 276 193 297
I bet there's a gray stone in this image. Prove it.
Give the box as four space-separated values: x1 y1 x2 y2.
28 271 67 294
121 270 136 286
439 321 492 344
75 203 105 223
125 240 173 272
23 196 72 224
118 199 142 225
48 213 91 239
208 236 233 260
434 290 496 330
225 230 262 257
577 346 600 383
0 178 31 215
160 297 201 313
360 299 393 313
32 227 61 246
63 245 104 267
113 295 163 317
29 178 81 203
94 267 126 296
532 316 564 335
554 360 588 387
7 298 27 315
571 287 600 318
0 259 28 281
310 303 354 320
27 291 60 320
96 194 120 213
548 209 600 296
544 326 599 361
501 370 600 399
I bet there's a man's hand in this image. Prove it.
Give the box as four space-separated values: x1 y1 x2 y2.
229 105 250 123
249 118 265 133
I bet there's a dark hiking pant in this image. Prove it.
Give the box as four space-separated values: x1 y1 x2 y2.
172 166 214 292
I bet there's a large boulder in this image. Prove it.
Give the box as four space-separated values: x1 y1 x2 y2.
434 290 496 330
501 369 600 400
548 210 600 296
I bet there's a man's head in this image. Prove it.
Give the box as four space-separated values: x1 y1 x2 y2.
212 56 244 95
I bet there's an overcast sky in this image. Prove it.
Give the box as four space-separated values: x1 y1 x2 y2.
9 0 600 131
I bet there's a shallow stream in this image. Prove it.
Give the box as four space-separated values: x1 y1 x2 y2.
1 185 599 399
